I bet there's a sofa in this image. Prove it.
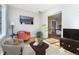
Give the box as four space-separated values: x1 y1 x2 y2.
1 38 22 55
1 37 35 55
60 38 79 55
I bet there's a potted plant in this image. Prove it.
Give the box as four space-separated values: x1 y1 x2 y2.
36 31 43 46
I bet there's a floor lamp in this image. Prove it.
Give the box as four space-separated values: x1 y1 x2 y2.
10 22 15 38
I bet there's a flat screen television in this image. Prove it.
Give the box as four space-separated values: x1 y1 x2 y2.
20 16 34 24
63 29 79 41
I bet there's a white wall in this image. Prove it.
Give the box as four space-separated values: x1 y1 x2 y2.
8 6 40 37
62 5 79 29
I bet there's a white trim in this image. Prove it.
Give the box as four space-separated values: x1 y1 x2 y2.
61 11 63 38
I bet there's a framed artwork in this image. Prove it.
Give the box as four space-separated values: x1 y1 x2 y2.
20 16 34 24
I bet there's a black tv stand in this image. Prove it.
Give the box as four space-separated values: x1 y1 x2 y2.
60 38 79 55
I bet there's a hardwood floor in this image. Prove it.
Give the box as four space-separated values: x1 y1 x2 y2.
48 33 60 39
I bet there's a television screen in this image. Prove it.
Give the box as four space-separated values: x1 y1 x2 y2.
63 29 79 40
20 16 33 24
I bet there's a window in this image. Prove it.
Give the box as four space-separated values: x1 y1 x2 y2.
0 5 2 34
0 5 6 39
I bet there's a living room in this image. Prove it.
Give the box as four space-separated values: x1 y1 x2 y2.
1 4 79 55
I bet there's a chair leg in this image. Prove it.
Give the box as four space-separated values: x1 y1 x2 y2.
3 51 7 55
20 47 22 55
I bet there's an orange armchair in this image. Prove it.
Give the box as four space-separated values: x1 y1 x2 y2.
17 31 30 41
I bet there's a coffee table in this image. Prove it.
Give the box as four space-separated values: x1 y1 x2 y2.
30 41 49 55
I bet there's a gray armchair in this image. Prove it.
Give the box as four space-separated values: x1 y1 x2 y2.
1 38 22 55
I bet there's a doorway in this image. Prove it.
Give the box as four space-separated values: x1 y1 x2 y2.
48 12 62 38
52 20 56 33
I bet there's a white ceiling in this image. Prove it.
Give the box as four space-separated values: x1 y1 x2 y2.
9 4 58 13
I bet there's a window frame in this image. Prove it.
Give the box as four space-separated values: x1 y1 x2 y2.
0 5 6 39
